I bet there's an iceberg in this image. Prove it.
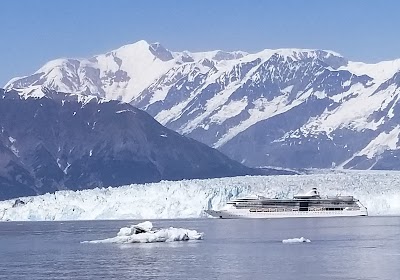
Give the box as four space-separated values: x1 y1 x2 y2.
81 221 204 244
282 237 311 243
1 171 400 221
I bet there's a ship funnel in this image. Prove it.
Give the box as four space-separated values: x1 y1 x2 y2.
294 188 320 199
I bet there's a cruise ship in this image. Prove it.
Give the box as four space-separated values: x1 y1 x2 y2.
205 188 368 219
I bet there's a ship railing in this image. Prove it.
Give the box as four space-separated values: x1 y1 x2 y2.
249 208 299 212
248 206 362 213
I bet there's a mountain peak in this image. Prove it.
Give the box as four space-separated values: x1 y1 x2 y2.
112 39 152 54
149 42 174 61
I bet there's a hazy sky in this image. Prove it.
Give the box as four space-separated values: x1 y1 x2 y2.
1 0 399 86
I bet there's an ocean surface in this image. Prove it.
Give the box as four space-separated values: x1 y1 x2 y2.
0 217 399 280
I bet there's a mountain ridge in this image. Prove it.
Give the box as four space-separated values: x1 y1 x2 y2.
5 40 400 170
1 88 286 200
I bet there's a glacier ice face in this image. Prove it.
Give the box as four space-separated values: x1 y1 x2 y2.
1 171 400 221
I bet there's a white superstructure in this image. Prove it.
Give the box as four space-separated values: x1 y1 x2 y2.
205 188 368 219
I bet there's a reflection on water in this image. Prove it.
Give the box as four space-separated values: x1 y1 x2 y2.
0 217 399 280
116 240 202 250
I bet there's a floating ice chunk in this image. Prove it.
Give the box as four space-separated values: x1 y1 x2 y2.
117 221 154 236
282 237 311 243
82 221 204 244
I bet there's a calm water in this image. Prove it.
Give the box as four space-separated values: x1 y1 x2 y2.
0 217 399 280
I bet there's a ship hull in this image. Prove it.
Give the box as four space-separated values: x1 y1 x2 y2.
205 209 368 219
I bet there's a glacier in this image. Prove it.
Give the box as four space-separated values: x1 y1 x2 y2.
1 171 400 221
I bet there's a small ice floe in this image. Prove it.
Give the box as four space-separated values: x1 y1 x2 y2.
282 237 311 244
81 221 204 244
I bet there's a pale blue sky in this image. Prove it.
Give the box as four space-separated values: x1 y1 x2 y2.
1 0 399 86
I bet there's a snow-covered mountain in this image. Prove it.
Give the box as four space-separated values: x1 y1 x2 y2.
6 40 400 169
1 171 399 221
0 88 280 200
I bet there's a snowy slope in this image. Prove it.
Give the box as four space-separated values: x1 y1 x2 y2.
339 59 400 82
5 41 177 102
1 171 399 221
5 40 400 169
0 88 264 200
4 41 246 103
